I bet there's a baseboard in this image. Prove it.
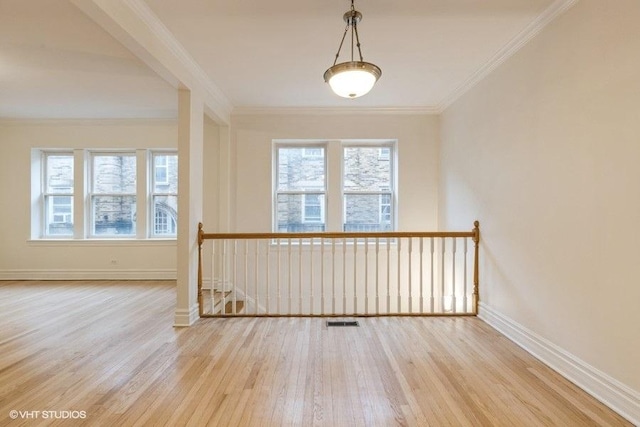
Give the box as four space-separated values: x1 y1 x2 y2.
479 302 640 425
0 269 176 280
174 303 199 327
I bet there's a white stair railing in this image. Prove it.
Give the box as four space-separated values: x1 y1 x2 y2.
198 222 480 317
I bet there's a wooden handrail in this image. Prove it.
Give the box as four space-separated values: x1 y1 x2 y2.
200 230 475 240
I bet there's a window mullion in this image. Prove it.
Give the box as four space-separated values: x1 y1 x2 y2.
136 149 147 239
326 140 342 232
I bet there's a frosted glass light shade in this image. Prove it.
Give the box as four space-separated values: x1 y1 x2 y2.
324 61 381 98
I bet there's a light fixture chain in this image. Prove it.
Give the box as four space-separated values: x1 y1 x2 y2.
353 21 364 62
333 23 350 66
350 17 355 61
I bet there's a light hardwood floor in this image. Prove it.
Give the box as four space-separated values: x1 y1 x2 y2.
0 280 632 426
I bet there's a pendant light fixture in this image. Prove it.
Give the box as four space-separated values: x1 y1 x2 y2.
324 0 381 98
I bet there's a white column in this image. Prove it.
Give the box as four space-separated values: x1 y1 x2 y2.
175 88 204 327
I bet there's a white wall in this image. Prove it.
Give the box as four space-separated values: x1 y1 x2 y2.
230 113 440 232
0 120 179 279
440 0 640 420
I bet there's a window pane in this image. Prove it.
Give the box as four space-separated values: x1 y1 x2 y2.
45 195 73 236
153 195 178 236
344 194 392 232
277 147 325 191
153 154 178 193
46 154 73 194
343 147 391 191
276 193 325 232
92 154 136 193
93 196 136 236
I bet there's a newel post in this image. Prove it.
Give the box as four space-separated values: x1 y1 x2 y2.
197 222 204 317
472 221 480 315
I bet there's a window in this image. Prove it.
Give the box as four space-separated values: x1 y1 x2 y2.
380 194 391 225
273 141 395 233
343 145 393 232
43 153 74 237
154 155 169 185
90 153 137 237
34 149 177 239
275 145 326 232
303 193 324 223
151 152 178 236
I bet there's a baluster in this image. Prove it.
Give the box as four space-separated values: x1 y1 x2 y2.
397 237 402 313
441 237 445 312
463 237 468 313
222 240 227 314
254 239 259 314
210 240 216 315
288 238 292 315
342 237 347 316
386 236 391 314
408 237 413 314
331 238 336 315
430 237 435 313
232 240 237 315
277 237 281 314
310 237 314 315
244 240 248 314
364 237 369 315
452 238 457 314
321 238 325 315
375 237 380 315
419 237 424 314
299 237 303 315
353 237 358 314
266 238 270 314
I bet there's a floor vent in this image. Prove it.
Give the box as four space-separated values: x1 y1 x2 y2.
327 321 359 327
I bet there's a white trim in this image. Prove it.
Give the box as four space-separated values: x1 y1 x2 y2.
233 106 440 116
479 302 640 425
27 239 176 247
0 269 176 280
173 303 199 327
438 0 579 111
0 118 178 126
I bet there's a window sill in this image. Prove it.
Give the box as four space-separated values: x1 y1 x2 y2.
27 239 177 247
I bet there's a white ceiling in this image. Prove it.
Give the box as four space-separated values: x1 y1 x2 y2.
0 0 567 120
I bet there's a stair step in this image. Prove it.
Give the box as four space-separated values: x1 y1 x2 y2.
201 289 245 315
224 300 245 314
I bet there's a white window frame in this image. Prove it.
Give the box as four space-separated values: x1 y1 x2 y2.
89 151 137 238
342 142 395 232
150 151 178 237
302 193 325 224
273 140 396 234
42 152 74 237
274 143 327 232
154 154 169 185
32 149 178 241
380 193 391 224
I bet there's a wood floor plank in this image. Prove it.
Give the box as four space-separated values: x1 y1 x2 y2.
0 280 633 427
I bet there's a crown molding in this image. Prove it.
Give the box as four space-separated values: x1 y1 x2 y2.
232 106 441 116
438 0 580 111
